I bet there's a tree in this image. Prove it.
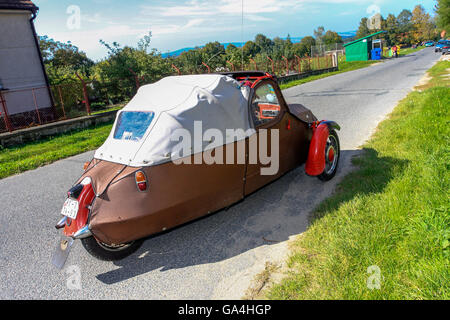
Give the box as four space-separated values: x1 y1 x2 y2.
322 30 343 45
95 34 171 102
395 9 414 45
177 48 203 73
39 36 94 84
435 0 450 33
243 40 260 58
299 36 316 56
201 41 226 69
356 18 371 39
383 14 400 46
225 44 242 69
254 34 274 53
292 42 308 58
411 5 436 42
397 9 413 28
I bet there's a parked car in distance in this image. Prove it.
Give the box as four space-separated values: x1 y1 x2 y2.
435 40 450 52
425 41 435 47
442 44 450 55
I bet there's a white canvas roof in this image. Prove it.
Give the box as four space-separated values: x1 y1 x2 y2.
94 74 255 167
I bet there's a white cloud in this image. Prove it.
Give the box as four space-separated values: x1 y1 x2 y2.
37 0 375 59
218 0 299 14
48 25 150 56
246 14 273 22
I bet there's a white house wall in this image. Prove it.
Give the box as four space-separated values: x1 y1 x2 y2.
0 9 51 115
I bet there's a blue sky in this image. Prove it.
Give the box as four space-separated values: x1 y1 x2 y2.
34 0 437 61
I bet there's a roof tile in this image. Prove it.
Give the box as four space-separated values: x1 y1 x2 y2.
0 0 38 12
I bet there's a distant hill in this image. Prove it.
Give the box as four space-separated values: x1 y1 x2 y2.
161 31 356 58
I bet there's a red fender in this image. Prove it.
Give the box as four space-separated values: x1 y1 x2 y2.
64 183 95 237
305 123 329 176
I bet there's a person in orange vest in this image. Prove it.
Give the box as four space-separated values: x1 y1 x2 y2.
392 45 398 58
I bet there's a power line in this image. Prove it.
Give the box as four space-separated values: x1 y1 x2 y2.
241 0 244 71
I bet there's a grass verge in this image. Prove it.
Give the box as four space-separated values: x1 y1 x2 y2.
398 46 426 57
280 60 380 90
0 123 112 179
268 60 450 299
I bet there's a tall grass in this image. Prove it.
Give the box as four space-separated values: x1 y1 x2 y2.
268 61 450 299
0 123 112 179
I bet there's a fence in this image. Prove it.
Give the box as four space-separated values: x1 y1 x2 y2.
1 83 91 134
220 53 337 76
311 43 345 58
0 52 337 134
0 79 136 134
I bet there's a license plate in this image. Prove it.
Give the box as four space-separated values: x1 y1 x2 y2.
61 198 79 219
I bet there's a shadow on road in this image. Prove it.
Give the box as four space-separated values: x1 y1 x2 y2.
95 148 408 285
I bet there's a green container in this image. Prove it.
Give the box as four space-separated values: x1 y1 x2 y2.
344 31 385 62
345 40 369 61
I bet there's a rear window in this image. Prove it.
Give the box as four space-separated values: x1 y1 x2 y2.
114 111 155 142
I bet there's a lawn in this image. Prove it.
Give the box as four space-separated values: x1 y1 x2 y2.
398 45 426 57
0 123 112 179
268 60 450 299
280 60 380 90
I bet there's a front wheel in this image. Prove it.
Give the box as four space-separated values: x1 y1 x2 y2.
318 130 340 181
81 236 144 261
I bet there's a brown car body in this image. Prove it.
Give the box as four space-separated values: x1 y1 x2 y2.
64 72 336 248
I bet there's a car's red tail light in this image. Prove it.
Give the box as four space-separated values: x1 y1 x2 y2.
135 171 148 192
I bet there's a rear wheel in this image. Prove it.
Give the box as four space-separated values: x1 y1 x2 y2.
318 130 340 181
81 236 144 261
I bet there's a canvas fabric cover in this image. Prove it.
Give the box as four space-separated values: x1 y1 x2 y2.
94 74 255 167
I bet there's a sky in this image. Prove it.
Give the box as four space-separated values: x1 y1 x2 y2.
33 0 437 61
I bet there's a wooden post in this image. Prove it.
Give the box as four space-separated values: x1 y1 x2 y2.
267 57 274 74
249 58 258 70
75 72 91 116
202 62 211 73
294 55 301 73
226 60 236 71
32 88 42 124
57 85 66 119
172 64 181 75
129 68 141 90
0 91 13 132
282 56 289 75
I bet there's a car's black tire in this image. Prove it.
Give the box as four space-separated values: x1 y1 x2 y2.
81 236 144 261
318 130 340 182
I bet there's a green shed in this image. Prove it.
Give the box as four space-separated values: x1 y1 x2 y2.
344 31 385 61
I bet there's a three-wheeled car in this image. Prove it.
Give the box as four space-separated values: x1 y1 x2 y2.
53 72 341 264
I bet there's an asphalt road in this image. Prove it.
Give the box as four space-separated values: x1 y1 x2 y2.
0 48 440 299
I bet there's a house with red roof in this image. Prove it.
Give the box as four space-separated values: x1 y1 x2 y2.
0 0 54 131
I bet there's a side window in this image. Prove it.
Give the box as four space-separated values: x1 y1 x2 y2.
251 83 281 127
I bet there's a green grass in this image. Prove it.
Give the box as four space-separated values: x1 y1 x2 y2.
398 46 426 57
0 123 112 179
268 60 450 300
280 60 380 90
91 104 124 115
